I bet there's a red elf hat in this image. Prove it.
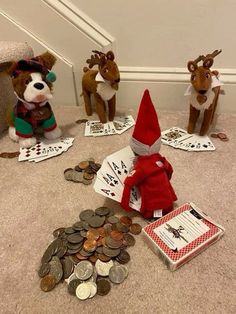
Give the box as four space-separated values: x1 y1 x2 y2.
129 89 162 155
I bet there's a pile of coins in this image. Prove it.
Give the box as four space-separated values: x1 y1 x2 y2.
210 132 229 142
64 158 101 185
38 207 142 300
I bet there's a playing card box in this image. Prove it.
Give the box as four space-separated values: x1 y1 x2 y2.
142 202 225 271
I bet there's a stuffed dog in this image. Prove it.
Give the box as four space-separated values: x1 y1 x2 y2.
7 51 61 148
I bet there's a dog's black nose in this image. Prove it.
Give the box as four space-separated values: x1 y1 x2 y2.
199 90 207 95
115 78 120 83
34 82 44 90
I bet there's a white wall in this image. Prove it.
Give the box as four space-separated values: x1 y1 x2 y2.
0 0 236 112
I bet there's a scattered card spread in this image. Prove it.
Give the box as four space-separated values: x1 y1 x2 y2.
142 202 225 271
84 115 135 137
18 137 74 163
161 127 215 152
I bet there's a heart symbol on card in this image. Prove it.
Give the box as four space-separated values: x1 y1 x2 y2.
197 95 207 105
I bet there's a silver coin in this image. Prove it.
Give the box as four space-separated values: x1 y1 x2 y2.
79 209 95 221
109 265 128 284
87 215 105 228
107 216 119 224
95 259 114 277
87 281 97 298
74 261 93 280
49 256 63 284
76 283 91 300
38 263 50 278
65 272 77 285
95 207 110 216
102 246 120 257
61 257 74 279
87 268 98 283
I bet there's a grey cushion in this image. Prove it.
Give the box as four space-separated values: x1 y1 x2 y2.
0 42 33 133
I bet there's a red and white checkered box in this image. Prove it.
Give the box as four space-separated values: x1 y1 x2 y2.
142 202 225 271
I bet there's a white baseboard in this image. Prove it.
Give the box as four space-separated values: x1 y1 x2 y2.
119 66 236 84
118 66 236 113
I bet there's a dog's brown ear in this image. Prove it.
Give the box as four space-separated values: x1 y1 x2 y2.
39 51 56 70
187 61 198 73
0 61 14 73
106 51 115 61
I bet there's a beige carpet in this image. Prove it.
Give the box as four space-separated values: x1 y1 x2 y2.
0 105 235 314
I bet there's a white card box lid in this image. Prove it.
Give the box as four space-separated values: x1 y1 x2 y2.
142 202 225 271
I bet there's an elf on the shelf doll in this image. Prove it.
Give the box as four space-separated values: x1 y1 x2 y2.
120 90 177 218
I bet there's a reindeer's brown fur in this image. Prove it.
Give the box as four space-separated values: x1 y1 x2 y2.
82 50 120 123
187 50 222 136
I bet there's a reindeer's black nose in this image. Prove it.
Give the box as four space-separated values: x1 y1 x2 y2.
199 90 207 95
115 78 120 83
34 82 44 90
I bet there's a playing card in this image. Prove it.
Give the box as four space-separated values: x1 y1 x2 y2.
183 134 215 151
106 122 117 135
113 115 135 134
106 146 135 184
129 186 141 211
18 141 48 161
93 178 121 202
96 159 123 196
27 137 74 162
84 121 106 137
161 127 188 146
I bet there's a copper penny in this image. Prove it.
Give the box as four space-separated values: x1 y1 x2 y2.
75 253 88 260
96 237 103 247
210 133 218 138
78 160 89 170
129 223 142 235
40 274 56 292
123 233 136 246
97 227 106 238
83 172 94 180
0 151 20 158
74 165 82 172
110 230 123 241
120 216 132 226
102 238 108 247
217 132 229 141
96 278 111 296
98 253 111 262
87 229 100 240
83 239 97 252
89 254 98 264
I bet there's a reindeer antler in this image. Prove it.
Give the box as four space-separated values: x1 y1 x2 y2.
86 54 101 69
203 49 222 61
192 55 204 64
86 50 108 68
92 50 105 56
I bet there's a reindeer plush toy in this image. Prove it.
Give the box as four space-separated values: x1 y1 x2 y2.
185 50 223 135
82 50 120 123
7 51 61 148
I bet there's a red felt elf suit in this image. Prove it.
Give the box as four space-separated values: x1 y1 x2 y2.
121 90 177 218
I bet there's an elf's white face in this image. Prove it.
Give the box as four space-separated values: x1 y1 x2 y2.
23 73 53 103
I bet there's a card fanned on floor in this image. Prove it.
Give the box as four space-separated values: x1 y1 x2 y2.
18 137 74 162
161 127 215 151
142 202 225 271
84 115 135 137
